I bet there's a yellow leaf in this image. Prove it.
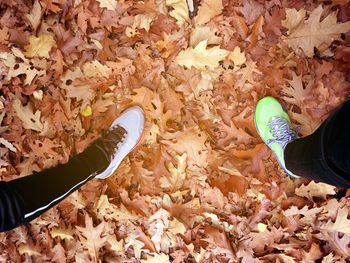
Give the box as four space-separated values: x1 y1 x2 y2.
141 253 170 263
50 226 75 240
194 0 223 25
190 26 222 47
106 234 124 253
282 6 350 57
281 8 306 34
18 243 41 257
321 207 350 236
169 217 186 235
82 60 112 78
257 223 267 232
143 123 160 145
126 13 156 37
24 0 42 31
24 34 56 58
295 181 336 200
176 40 229 70
12 99 43 132
1 48 45 85
166 0 190 26
80 105 92 117
160 153 187 192
96 0 117 10
228 46 246 66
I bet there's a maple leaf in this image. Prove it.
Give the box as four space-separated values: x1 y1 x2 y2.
282 6 350 57
76 213 108 262
24 34 56 58
321 207 350 236
166 0 190 26
176 40 229 70
194 0 223 25
295 181 336 200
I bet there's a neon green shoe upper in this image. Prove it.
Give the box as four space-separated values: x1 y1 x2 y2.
254 97 300 178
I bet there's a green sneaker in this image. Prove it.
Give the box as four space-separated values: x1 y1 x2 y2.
254 97 300 178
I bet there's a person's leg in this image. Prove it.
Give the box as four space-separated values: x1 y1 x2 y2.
284 100 350 187
0 106 144 232
0 141 109 231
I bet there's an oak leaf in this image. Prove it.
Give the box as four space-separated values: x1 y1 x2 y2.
162 126 208 168
1 48 45 85
190 26 222 47
141 253 170 263
0 137 16 153
76 213 108 262
96 0 117 10
12 99 43 132
176 40 229 70
24 34 56 58
282 6 350 57
82 60 112 78
50 226 74 240
166 0 190 26
160 153 187 192
24 0 42 31
321 207 350 236
228 46 246 66
295 181 336 200
18 243 41 257
194 0 223 25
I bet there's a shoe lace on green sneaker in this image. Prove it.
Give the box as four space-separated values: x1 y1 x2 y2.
266 117 300 150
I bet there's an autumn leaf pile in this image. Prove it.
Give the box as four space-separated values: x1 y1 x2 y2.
0 0 350 262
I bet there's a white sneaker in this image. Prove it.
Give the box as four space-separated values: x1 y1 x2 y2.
95 106 145 179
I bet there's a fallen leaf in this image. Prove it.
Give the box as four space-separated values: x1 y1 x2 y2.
166 0 190 26
176 40 229 70
24 34 56 58
194 0 223 25
295 181 336 200
321 207 350 236
282 6 350 57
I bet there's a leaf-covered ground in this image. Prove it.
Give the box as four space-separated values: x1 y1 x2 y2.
0 0 350 262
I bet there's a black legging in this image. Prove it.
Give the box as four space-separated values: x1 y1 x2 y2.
0 141 108 232
285 99 350 188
